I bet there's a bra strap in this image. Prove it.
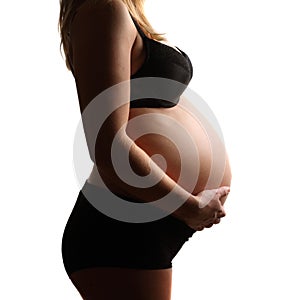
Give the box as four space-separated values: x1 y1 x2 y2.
129 13 147 39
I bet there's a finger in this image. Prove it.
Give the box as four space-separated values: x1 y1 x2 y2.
205 216 221 227
219 193 228 206
217 205 226 218
216 186 230 198
213 218 221 224
198 187 224 208
212 198 224 215
204 223 214 228
197 225 205 231
202 212 218 224
201 218 214 226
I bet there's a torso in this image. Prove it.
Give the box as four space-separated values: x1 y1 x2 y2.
84 8 232 195
88 101 232 195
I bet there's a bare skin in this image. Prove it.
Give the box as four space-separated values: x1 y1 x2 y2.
69 267 172 300
65 0 232 299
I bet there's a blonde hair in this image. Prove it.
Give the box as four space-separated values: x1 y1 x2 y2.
58 0 166 71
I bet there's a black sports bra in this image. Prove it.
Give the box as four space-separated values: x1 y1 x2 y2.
129 15 193 108
68 10 193 109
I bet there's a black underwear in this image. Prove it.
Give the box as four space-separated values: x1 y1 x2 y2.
61 180 196 276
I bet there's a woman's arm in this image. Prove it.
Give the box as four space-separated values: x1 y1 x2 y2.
70 0 227 226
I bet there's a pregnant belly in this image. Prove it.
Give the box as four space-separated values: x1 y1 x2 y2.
126 101 232 196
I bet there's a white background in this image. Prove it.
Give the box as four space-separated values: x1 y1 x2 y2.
1 0 299 299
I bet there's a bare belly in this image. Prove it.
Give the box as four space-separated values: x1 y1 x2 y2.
87 97 232 196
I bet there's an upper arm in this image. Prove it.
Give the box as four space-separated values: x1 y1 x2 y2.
70 0 136 141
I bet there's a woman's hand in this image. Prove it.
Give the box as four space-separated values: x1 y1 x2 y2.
182 186 230 231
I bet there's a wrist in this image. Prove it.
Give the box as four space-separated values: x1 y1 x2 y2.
170 194 198 222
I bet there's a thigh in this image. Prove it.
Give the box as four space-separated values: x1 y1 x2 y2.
69 266 172 300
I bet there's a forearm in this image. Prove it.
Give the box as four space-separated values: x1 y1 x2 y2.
95 133 198 220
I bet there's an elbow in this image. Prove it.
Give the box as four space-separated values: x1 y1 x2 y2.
94 130 133 173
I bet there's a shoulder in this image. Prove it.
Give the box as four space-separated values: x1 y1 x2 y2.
70 0 135 40
72 0 129 20
68 0 136 100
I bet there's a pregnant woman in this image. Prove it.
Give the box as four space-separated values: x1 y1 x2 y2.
59 0 232 299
